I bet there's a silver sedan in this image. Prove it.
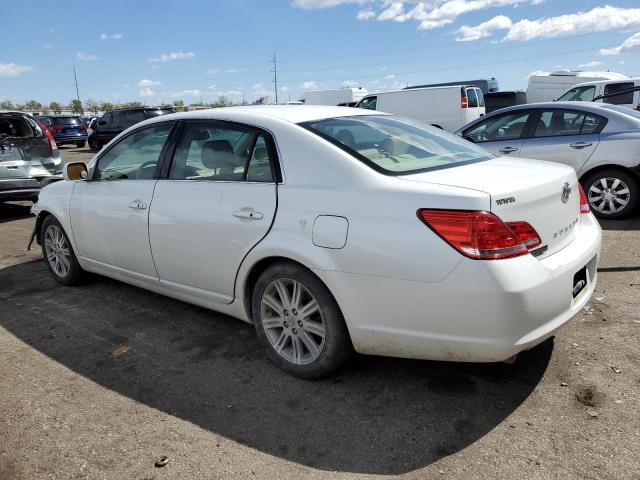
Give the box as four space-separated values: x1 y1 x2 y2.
455 102 640 219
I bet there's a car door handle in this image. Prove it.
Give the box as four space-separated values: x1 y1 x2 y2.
570 142 593 149
128 200 147 210
498 146 518 154
233 208 263 220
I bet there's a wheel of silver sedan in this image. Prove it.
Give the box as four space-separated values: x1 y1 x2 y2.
587 177 630 215
260 278 326 365
44 224 71 278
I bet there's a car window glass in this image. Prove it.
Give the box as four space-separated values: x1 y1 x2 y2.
169 124 257 181
53 117 82 125
476 88 485 108
125 110 145 124
101 113 112 126
603 82 635 105
111 111 122 124
534 110 585 137
357 97 377 110
95 123 172 181
466 88 478 108
464 112 530 143
245 135 274 182
557 86 595 102
581 114 606 134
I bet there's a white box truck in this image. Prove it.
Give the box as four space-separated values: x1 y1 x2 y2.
355 85 485 132
526 70 630 103
301 87 368 106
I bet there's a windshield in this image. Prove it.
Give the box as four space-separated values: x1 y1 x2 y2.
302 115 493 175
557 86 595 102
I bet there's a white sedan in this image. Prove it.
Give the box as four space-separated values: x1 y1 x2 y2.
31 106 602 379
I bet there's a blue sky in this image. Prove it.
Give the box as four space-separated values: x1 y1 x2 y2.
2 0 639 105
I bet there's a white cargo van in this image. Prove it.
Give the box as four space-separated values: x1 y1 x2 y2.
301 87 368 106
526 70 629 103
556 77 640 110
355 85 485 132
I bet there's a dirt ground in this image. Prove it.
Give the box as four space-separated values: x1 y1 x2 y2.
1 145 639 479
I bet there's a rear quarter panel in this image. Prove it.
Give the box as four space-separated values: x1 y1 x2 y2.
578 131 640 177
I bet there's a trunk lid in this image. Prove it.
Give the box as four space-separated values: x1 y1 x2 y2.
399 157 581 258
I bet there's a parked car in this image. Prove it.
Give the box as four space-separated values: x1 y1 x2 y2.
356 85 485 131
88 107 175 151
31 106 601 379
455 102 640 219
40 116 88 148
526 70 629 103
484 91 527 114
556 78 640 110
0 111 61 202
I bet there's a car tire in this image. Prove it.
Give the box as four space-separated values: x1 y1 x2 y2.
582 169 639 219
40 216 85 286
251 261 352 379
75 141 86 148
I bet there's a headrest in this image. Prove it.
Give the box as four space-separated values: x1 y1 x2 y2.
201 140 237 169
253 146 268 161
336 129 356 147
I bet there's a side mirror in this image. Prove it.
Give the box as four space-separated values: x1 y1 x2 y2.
64 161 88 181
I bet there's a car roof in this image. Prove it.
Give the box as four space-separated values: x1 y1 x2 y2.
477 101 626 114
142 105 386 126
570 77 640 88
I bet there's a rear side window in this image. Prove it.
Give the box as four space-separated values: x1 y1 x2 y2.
125 110 145 124
603 82 635 105
464 111 530 143
533 110 606 137
466 88 478 108
581 114 607 134
100 113 112 126
112 111 122 124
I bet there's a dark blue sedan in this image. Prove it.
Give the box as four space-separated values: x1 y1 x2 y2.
40 116 88 148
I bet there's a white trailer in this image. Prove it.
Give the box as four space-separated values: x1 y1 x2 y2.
355 85 485 132
526 70 629 103
301 87 368 106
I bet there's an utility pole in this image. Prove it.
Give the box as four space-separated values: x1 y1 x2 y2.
271 52 278 104
72 66 81 103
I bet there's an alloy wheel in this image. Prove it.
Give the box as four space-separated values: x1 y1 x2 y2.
587 177 630 215
260 278 326 365
44 224 71 278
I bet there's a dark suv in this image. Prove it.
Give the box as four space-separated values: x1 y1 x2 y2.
89 107 175 151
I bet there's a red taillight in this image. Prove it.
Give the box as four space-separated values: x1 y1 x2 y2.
50 126 60 133
79 124 87 131
461 96 468 108
42 127 58 152
578 184 590 214
505 221 541 250
417 209 528 260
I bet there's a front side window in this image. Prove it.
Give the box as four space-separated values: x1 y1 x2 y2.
603 82 635 105
357 96 377 110
303 115 492 175
557 86 596 102
534 110 585 137
169 124 274 182
95 123 172 181
100 113 112 126
464 111 530 143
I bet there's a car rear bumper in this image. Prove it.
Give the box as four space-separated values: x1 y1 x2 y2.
54 134 88 142
320 213 602 362
0 178 43 201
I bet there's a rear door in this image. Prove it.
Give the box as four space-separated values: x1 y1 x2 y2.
518 109 603 171
460 109 532 156
463 87 485 126
148 121 279 304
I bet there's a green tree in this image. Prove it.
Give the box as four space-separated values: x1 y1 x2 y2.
49 101 62 114
172 99 185 111
212 95 232 108
25 99 43 110
70 99 83 114
84 99 99 115
0 100 14 110
14 104 25 111
100 102 114 112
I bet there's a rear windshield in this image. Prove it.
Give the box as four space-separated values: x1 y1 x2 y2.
145 109 174 118
302 115 492 175
52 117 82 125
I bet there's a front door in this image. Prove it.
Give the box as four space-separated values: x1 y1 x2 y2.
149 121 278 303
70 122 174 280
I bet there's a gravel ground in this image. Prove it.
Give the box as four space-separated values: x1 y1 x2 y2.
1 147 639 479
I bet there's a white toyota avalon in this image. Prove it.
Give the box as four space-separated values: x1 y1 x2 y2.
30 106 602 379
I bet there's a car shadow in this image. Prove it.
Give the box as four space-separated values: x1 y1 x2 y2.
0 260 552 475
0 202 33 224
598 216 640 231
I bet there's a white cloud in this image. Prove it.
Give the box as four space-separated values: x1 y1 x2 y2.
578 60 603 68
301 80 318 90
171 89 203 97
149 51 195 63
456 14 512 41
504 6 640 42
524 69 548 80
0 63 32 77
357 9 375 20
100 33 123 40
377 2 404 21
140 88 155 97
76 52 98 61
385 74 396 79
600 32 640 56
137 79 162 88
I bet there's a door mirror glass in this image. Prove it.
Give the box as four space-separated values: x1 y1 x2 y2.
64 161 88 181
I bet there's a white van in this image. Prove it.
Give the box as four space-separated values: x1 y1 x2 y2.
301 87 368 106
526 70 629 103
556 78 640 110
355 85 485 132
